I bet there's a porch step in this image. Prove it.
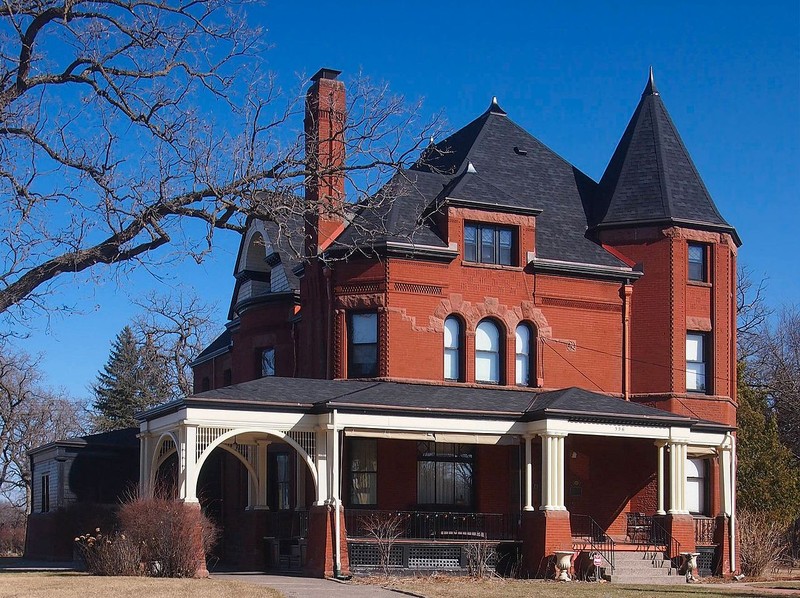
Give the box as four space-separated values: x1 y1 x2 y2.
579 549 685 585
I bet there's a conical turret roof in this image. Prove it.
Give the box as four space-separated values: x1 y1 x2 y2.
595 70 740 245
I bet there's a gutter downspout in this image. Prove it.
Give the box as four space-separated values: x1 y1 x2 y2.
621 282 633 400
730 433 737 573
331 409 349 578
325 266 333 379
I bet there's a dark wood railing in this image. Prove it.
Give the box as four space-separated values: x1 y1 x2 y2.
345 510 519 541
264 510 308 538
694 516 718 545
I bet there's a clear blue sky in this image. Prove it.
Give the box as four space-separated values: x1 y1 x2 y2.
16 0 800 401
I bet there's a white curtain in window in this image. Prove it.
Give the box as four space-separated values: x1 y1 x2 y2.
686 458 706 514
475 320 500 383
515 324 530 385
686 334 706 390
444 317 460 380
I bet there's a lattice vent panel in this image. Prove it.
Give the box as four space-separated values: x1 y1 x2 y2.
286 431 316 465
408 546 461 569
348 543 402 568
196 427 233 460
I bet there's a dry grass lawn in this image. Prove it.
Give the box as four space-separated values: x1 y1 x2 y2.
376 576 799 598
0 572 282 598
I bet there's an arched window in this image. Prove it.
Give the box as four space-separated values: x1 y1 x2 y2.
515 324 532 386
444 316 462 381
475 320 501 384
686 458 708 515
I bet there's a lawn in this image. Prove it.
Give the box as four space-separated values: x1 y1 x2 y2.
0 572 282 598
376 576 797 598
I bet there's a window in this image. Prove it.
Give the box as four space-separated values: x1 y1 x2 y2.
201 377 210 392
41 474 50 513
515 324 533 386
686 458 707 515
686 333 709 393
274 453 291 510
261 347 275 377
475 320 502 383
464 224 514 265
349 439 377 505
688 243 707 282
417 442 474 507
348 312 378 378
443 316 462 381
223 369 232 386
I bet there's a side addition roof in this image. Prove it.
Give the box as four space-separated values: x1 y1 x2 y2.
595 70 740 245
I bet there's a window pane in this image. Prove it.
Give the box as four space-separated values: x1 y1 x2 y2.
476 321 499 351
481 227 496 264
476 351 499 383
464 225 477 262
352 313 377 343
437 462 454 504
444 317 460 349
418 461 436 503
516 354 529 385
444 348 459 380
499 229 513 265
351 472 377 505
688 244 705 281
454 462 473 506
686 362 706 391
515 325 530 353
686 334 703 362
351 344 377 376
261 348 275 377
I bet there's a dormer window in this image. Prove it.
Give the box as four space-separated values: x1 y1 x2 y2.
464 223 514 266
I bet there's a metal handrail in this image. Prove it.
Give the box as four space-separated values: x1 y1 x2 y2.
571 514 615 573
651 518 681 575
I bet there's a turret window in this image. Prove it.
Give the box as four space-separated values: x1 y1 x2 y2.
686 332 710 393
688 243 707 282
348 312 378 378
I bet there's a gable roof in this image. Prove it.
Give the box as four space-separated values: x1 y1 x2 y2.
595 70 740 245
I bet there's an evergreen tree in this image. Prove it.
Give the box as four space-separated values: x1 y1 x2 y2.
737 363 800 526
92 326 170 431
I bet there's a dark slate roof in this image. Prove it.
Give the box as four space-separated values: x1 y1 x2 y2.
141 377 727 429
334 169 449 249
193 328 232 364
408 103 626 267
595 71 740 244
29 427 139 456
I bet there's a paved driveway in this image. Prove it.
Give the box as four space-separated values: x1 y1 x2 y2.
211 573 407 598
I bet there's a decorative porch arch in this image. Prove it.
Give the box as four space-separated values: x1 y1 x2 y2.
150 432 178 491
194 427 318 501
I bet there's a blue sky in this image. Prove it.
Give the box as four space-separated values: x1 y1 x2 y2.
15 0 800 400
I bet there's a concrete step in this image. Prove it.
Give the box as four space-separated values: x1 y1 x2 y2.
609 574 686 585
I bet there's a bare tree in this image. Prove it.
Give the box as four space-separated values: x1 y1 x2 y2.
0 347 85 511
1 1 440 321
737 265 772 361
132 291 216 398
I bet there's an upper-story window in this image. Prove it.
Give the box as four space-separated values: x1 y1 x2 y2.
515 323 534 386
464 223 514 266
688 243 707 282
261 347 275 377
443 316 463 381
475 319 502 384
686 458 708 515
686 332 709 393
348 312 378 378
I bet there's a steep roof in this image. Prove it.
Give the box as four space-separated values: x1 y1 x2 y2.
409 101 626 268
595 70 740 244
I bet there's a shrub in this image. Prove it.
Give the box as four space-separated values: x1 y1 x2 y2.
118 496 218 578
739 509 790 577
75 529 143 576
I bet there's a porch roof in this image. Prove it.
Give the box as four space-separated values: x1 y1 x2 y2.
139 377 731 432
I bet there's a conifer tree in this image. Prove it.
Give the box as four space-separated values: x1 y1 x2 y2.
92 326 170 431
737 364 800 526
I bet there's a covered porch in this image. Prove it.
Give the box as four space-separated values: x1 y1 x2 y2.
137 378 736 578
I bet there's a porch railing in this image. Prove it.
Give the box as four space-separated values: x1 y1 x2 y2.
651 518 681 575
694 516 718 545
345 510 519 541
571 514 615 573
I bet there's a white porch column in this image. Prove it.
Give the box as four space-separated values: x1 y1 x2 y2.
252 439 270 510
668 441 688 514
718 435 733 516
178 424 199 503
540 432 567 511
314 427 329 506
655 440 666 515
524 436 534 511
139 432 153 498
328 423 340 505
295 450 306 510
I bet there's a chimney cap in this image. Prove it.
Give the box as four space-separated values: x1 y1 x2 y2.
311 68 342 82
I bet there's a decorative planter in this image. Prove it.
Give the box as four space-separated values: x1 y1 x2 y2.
554 550 574 581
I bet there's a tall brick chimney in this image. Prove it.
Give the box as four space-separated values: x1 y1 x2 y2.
305 68 346 254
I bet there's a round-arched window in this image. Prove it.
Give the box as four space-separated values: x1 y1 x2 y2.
444 316 462 381
475 320 501 383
